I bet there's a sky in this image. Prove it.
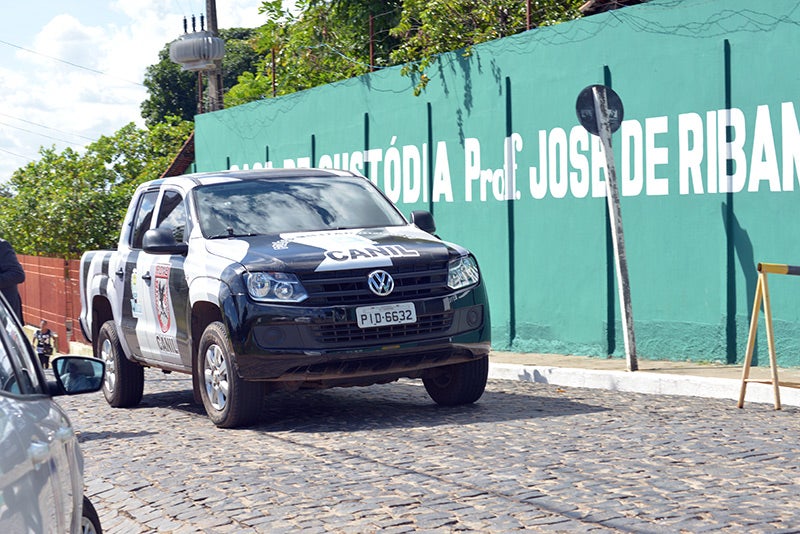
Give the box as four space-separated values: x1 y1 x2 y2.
0 0 270 183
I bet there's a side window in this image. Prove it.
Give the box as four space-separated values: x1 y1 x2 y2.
0 342 16 393
130 191 159 249
156 190 187 243
0 304 42 395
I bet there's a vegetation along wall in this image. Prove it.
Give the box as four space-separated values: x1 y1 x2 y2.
194 0 800 366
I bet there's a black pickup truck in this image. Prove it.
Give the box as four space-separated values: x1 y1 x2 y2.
80 168 491 427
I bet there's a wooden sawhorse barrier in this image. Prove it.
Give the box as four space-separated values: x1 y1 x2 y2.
738 262 800 409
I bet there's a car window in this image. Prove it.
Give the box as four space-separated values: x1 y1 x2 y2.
130 191 159 249
0 340 16 393
156 190 188 243
193 177 407 238
0 303 42 395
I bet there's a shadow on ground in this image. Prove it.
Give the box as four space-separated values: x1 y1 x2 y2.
134 375 610 433
77 430 159 443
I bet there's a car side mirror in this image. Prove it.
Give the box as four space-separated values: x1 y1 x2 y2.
51 356 105 396
410 210 436 234
143 227 188 255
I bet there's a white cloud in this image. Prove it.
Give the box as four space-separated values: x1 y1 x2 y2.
31 14 109 71
0 1 268 182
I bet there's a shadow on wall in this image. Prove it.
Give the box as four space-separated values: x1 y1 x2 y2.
722 200 757 365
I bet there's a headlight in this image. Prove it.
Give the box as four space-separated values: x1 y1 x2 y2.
447 255 480 290
245 272 308 303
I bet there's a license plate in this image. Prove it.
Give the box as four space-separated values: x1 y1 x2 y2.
356 302 417 328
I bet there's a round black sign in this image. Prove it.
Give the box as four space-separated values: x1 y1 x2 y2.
575 85 624 135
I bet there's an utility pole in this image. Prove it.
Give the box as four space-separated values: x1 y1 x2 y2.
526 0 531 30
206 0 224 111
271 47 277 97
369 14 374 72
169 2 225 113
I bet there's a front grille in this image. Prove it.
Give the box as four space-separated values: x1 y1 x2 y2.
311 311 454 344
301 261 449 306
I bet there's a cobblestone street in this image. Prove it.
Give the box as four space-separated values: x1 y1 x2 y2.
59 369 800 533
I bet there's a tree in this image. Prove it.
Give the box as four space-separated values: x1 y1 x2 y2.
220 28 263 90
226 0 402 104
140 46 196 127
227 0 582 102
141 28 261 125
390 0 583 95
0 118 193 258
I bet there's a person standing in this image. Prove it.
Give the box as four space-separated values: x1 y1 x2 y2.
0 238 24 322
34 320 54 369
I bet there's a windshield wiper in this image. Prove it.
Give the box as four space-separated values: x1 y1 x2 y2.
208 227 261 239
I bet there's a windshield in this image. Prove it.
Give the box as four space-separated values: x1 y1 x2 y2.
193 176 407 238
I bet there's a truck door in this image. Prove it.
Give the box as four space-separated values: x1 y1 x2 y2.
135 189 191 368
119 190 159 359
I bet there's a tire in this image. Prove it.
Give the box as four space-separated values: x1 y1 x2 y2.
423 356 489 406
81 495 102 534
96 321 143 408
197 321 264 428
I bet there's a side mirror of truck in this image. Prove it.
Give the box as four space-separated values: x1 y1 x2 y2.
142 227 188 255
410 210 436 234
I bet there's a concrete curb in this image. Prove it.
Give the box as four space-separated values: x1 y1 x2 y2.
62 342 799 408
488 362 800 408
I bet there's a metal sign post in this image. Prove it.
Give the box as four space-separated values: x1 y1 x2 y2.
576 85 638 372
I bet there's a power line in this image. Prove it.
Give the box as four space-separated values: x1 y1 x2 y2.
0 113 95 141
0 147 34 163
0 38 144 87
0 121 84 146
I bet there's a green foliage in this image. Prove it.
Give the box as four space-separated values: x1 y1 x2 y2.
0 118 193 259
225 71 274 107
219 28 263 88
226 0 581 102
226 0 402 102
140 46 196 127
390 0 583 95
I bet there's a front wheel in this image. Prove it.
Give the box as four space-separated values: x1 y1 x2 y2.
197 322 264 428
96 321 143 408
81 495 102 534
423 356 489 406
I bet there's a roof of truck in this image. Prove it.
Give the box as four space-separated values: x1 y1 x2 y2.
145 168 361 191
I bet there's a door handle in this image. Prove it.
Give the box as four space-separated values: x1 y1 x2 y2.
141 272 152 282
115 268 124 278
55 426 73 442
28 441 50 466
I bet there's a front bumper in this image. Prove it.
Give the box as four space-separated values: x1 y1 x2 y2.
225 285 491 381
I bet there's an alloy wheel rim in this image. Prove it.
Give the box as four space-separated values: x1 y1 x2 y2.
204 343 229 411
100 338 116 392
81 516 97 534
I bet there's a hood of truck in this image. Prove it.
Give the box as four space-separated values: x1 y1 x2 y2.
203 225 459 273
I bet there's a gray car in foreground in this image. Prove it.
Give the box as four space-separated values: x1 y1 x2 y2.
0 296 105 533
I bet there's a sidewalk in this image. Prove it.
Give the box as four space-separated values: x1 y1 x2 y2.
488 351 800 408
67 341 800 408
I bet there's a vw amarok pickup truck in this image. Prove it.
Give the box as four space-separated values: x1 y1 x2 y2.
80 169 490 428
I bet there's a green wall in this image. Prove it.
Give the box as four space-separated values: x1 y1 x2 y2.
195 0 800 366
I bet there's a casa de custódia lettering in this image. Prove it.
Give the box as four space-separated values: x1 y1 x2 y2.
80 169 491 429
229 102 800 204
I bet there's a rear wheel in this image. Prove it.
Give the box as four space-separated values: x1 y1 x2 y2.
81 495 102 534
96 321 143 408
197 321 264 428
423 356 489 406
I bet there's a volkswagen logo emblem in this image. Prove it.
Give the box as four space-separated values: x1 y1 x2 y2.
367 270 394 296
